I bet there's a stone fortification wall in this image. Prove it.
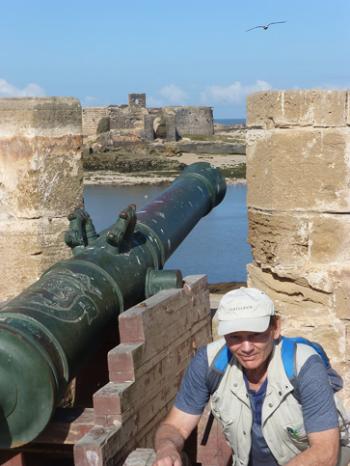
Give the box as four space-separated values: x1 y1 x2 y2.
82 94 214 139
246 90 350 406
169 106 214 137
0 97 83 302
83 105 149 137
82 107 109 137
109 105 148 131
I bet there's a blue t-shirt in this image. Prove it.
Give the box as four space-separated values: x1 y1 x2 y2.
245 377 278 465
175 346 339 466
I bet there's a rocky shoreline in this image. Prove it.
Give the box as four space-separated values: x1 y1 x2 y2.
83 124 247 186
83 164 247 186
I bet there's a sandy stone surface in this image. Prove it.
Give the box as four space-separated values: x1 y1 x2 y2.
247 90 350 408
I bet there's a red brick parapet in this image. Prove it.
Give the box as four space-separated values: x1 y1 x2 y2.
74 275 211 466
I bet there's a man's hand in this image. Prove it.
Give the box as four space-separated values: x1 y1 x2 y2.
153 407 201 466
153 444 182 466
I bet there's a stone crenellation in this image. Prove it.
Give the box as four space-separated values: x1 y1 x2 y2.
246 89 350 407
82 93 214 140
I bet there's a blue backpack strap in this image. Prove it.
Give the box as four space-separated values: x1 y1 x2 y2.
281 336 298 382
282 335 331 368
212 344 231 373
281 336 334 396
206 344 231 394
202 343 232 447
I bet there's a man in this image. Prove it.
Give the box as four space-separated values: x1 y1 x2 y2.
153 287 350 466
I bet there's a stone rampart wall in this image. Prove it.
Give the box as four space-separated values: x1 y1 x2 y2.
82 107 109 137
0 97 83 302
82 100 214 139
170 106 214 137
109 105 148 131
246 90 350 406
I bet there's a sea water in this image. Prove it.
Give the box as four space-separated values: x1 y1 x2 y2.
84 184 251 283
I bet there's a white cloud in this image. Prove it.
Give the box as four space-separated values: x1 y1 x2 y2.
0 78 46 97
149 81 272 111
147 95 164 108
149 84 188 107
200 80 272 105
159 84 188 104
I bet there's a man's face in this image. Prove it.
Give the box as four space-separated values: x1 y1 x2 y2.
224 320 281 372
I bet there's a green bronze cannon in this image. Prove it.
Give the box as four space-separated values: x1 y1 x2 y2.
0 162 226 448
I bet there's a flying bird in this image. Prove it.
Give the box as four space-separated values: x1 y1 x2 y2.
246 21 287 32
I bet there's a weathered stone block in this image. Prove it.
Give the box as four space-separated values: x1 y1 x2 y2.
0 135 83 218
309 215 350 263
247 263 333 322
248 209 309 267
247 92 281 129
165 113 177 141
0 97 82 137
249 210 350 267
173 106 214 137
345 325 350 362
247 90 347 128
337 366 350 410
247 128 350 211
143 115 155 141
0 97 83 218
0 217 71 301
109 106 147 130
331 269 350 320
247 264 345 363
82 107 109 137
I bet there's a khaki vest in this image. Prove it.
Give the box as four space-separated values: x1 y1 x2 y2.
207 338 350 466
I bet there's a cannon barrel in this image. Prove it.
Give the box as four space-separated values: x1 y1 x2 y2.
0 162 226 448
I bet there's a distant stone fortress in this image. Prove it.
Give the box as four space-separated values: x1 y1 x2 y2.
82 93 214 141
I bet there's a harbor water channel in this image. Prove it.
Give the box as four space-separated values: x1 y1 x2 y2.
84 183 251 284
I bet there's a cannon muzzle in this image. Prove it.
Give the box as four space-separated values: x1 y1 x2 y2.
0 162 226 447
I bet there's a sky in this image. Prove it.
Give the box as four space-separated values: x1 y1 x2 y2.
0 0 349 118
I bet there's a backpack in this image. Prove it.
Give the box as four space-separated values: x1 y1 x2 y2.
206 336 343 397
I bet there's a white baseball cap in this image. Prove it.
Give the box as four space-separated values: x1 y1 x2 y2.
217 287 275 336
